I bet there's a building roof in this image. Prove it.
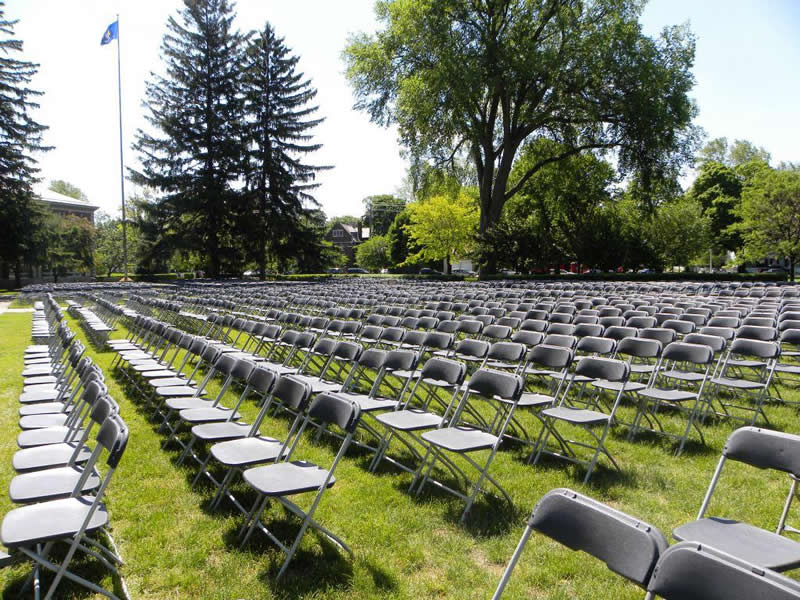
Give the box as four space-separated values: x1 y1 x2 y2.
34 184 99 213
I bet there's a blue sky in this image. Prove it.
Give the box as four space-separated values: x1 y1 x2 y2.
6 0 800 217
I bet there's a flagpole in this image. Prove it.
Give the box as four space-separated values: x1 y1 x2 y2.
115 13 128 281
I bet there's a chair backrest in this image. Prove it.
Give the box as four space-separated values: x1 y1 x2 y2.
467 369 524 401
528 344 572 369
357 348 387 370
684 333 727 354
605 326 637 342
419 357 467 385
574 323 604 338
274 375 313 411
640 327 677 346
231 358 256 381
247 365 278 395
512 330 544 347
576 336 616 356
647 542 800 600
384 349 417 372
97 414 129 468
530 488 667 588
488 342 526 363
729 338 780 359
662 341 714 365
543 333 577 349
575 357 630 382
616 337 662 359
454 338 490 359
700 326 736 341
736 325 778 342
723 426 800 477
308 393 361 433
781 329 800 346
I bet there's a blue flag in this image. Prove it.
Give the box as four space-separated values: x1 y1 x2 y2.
100 20 118 46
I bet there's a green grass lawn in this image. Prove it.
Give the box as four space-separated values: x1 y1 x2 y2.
1 311 799 599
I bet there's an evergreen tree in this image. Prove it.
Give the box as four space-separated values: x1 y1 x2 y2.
131 0 244 277
0 1 50 285
239 23 329 279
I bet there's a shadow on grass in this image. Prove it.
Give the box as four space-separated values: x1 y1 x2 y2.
1 545 123 600
220 510 384 597
520 450 638 492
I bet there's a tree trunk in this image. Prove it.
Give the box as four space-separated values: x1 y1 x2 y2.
14 258 22 289
791 257 796 282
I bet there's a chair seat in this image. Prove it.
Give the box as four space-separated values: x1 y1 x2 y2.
776 364 800 375
21 365 56 377
244 460 334 496
25 345 50 353
289 375 340 394
19 402 72 416
541 406 610 426
210 436 284 467
19 413 69 430
1 496 108 548
179 407 240 424
142 370 183 379
18 389 61 404
191 421 254 442
661 369 705 382
157 385 202 397
149 376 194 388
711 377 763 390
131 362 169 372
673 517 800 572
421 426 498 453
333 392 397 412
9 466 100 504
592 380 646 393
23 375 58 386
12 442 92 472
18 426 80 448
517 392 555 408
638 388 698 402
375 409 443 432
727 359 766 369
165 397 214 411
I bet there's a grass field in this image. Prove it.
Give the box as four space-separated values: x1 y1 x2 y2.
1 310 798 599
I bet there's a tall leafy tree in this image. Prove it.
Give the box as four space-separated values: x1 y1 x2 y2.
697 137 771 167
362 194 405 236
131 0 244 277
240 22 329 279
345 0 699 273
0 1 50 285
739 168 800 280
404 190 479 272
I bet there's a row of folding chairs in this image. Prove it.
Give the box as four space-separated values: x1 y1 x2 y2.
0 309 129 600
108 307 366 578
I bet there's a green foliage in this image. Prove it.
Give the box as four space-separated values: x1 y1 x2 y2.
362 195 406 236
648 195 710 269
739 168 800 280
326 215 361 229
239 22 330 279
40 214 94 280
94 211 145 277
404 190 479 271
48 179 87 201
697 137 771 167
131 0 245 278
345 0 699 272
355 234 390 272
0 2 50 284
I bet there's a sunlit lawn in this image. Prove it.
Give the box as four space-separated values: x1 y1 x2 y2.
1 309 799 599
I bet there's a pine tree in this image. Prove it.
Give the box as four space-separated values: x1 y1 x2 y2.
131 0 244 278
0 1 50 285
240 23 329 279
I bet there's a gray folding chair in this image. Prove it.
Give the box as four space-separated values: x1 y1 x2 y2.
413 369 524 522
673 426 800 572
239 393 361 578
647 542 800 599
0 415 129 600
492 487 667 599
